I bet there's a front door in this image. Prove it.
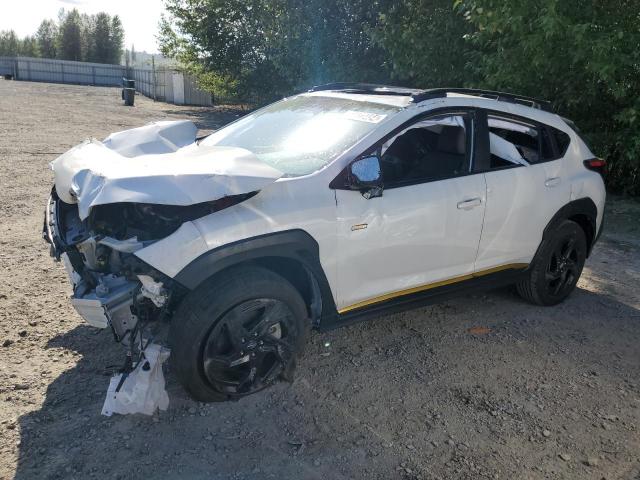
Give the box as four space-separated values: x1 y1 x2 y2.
334 112 487 313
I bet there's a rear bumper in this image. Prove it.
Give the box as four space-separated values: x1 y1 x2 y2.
589 209 605 256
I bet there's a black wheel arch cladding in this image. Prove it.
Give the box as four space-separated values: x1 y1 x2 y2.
173 229 338 325
541 198 599 257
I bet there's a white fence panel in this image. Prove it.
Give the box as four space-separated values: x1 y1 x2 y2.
0 56 214 106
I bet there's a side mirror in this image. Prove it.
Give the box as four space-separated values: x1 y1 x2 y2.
348 155 383 199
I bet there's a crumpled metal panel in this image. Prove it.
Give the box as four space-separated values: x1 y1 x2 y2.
50 120 283 219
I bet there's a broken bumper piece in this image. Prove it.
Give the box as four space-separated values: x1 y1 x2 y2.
102 343 170 416
71 276 139 333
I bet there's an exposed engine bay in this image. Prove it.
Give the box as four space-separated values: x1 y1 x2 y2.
43 189 185 345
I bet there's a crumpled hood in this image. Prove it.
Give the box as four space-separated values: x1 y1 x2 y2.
50 120 283 220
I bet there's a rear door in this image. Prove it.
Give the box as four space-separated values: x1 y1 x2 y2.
474 111 571 271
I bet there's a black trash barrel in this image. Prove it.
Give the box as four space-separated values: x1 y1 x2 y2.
122 78 136 106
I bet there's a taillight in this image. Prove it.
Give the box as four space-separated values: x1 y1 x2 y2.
583 158 606 176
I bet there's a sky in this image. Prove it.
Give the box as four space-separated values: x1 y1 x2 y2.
0 0 166 53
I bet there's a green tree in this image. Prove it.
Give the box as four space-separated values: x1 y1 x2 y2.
88 12 112 62
57 9 83 61
458 0 640 194
108 16 124 64
0 30 20 56
159 0 394 102
159 0 638 193
20 35 39 57
36 20 58 58
373 0 473 87
80 13 94 61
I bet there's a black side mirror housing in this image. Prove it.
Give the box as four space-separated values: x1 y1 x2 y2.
348 155 383 199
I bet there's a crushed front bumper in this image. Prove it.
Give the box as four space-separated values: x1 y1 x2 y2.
44 192 174 345
44 194 142 340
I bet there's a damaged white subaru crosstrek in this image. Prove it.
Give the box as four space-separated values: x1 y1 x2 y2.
44 84 606 402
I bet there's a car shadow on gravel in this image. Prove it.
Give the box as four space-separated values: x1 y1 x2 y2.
12 287 640 479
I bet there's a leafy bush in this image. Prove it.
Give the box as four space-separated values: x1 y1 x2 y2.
160 0 640 195
457 0 640 195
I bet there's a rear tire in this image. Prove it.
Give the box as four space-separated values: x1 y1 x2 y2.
517 220 587 306
170 266 310 402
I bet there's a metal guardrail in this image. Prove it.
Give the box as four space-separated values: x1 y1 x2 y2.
0 56 213 107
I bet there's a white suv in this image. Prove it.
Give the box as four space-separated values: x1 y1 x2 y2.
44 84 606 402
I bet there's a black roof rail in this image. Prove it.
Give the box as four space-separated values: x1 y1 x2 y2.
411 88 554 112
308 82 423 97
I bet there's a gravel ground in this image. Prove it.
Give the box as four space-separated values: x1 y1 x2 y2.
0 80 639 480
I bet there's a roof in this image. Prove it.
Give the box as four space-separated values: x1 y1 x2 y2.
307 83 554 113
304 90 413 108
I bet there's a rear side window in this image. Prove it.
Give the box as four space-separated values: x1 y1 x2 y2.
488 116 539 167
487 115 571 166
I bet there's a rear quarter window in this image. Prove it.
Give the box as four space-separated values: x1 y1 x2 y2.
552 128 571 157
540 126 571 161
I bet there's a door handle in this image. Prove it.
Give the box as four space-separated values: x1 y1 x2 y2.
545 177 561 187
457 198 482 210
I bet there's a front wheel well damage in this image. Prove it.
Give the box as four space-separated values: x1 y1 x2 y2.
256 257 322 320
172 230 338 327
178 258 323 326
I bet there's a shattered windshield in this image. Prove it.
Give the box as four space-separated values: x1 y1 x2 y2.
200 95 401 176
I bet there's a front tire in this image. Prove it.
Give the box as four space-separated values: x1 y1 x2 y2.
517 220 587 306
170 266 310 402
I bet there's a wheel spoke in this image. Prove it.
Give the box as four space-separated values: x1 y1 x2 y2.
222 316 248 349
553 243 565 260
565 259 578 273
260 336 293 363
561 237 576 259
545 270 561 282
565 271 575 286
235 366 259 393
203 355 231 371
204 352 250 372
249 300 289 337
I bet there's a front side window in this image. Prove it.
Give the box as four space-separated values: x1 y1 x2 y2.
200 95 400 176
379 114 471 187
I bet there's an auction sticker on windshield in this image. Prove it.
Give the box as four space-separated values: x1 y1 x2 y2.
343 111 387 123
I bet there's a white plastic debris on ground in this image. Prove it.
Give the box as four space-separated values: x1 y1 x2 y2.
102 344 170 416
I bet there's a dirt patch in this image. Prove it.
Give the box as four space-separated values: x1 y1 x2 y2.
0 80 639 480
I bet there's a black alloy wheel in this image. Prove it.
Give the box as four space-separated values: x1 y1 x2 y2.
170 266 310 402
202 298 295 396
545 236 580 297
516 220 587 306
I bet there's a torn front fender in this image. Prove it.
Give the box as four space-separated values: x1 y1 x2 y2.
50 120 283 220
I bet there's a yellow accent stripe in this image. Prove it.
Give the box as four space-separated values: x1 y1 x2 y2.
338 263 529 314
